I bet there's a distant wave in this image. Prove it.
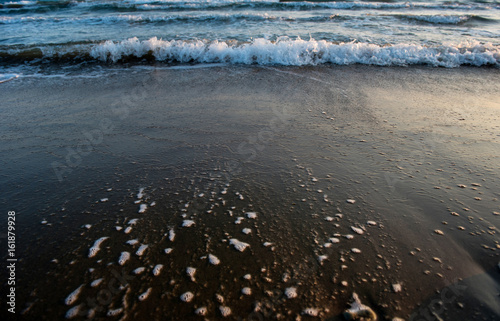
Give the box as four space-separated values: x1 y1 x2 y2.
0 12 356 25
2 37 499 67
395 14 495 25
1 0 498 14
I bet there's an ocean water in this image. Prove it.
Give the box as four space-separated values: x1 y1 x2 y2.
0 0 499 68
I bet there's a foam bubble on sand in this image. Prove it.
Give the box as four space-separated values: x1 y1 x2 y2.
351 226 364 235
325 216 334 222
351 248 361 254
65 304 82 319
136 244 148 256
219 306 232 317
138 204 148 214
347 199 356 204
343 293 377 320
88 237 109 258
128 219 139 225
367 221 377 226
107 308 123 317
124 226 132 234
323 243 332 248
317 255 328 264
329 237 340 244
182 220 195 227
118 252 130 265
137 188 145 199
115 226 123 231
65 285 84 305
246 212 257 219
133 267 146 275
344 234 354 240
138 288 152 301
243 274 251 280
100 198 108 202
235 217 244 224
302 308 319 317
126 239 139 246
90 278 103 288
263 242 273 247
392 283 402 293
150 201 156 206
84 224 92 229
152 264 163 276
195 307 207 316
241 287 252 295
169 228 176 241
230 239 250 252
208 254 220 265
285 287 297 299
164 248 173 254
186 267 197 281
242 228 252 235
180 291 194 302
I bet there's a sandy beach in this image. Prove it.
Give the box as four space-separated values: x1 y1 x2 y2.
1 65 499 321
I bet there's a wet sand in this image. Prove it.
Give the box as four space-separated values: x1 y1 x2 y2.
0 65 499 320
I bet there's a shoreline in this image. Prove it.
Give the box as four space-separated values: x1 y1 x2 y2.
1 65 499 320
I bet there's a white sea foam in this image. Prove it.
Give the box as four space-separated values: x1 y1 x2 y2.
107 308 123 317
302 307 319 317
136 244 149 256
118 252 131 265
241 287 252 295
138 204 148 213
329 237 340 244
137 187 145 199
152 264 163 276
89 37 500 67
246 212 257 219
65 285 83 305
208 254 220 265
65 304 82 319
133 267 146 275
0 73 19 84
219 306 232 317
230 239 250 252
285 287 297 299
180 291 194 302
88 237 109 258
182 220 195 227
128 219 139 225
124 226 132 234
90 278 103 287
164 248 173 254
126 239 139 245
195 307 207 316
186 267 197 281
169 228 176 241
351 226 364 235
138 288 152 301
242 228 252 235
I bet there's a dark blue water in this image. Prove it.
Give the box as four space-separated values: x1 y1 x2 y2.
1 0 499 66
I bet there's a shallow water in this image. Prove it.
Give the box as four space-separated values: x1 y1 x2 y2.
1 0 499 67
